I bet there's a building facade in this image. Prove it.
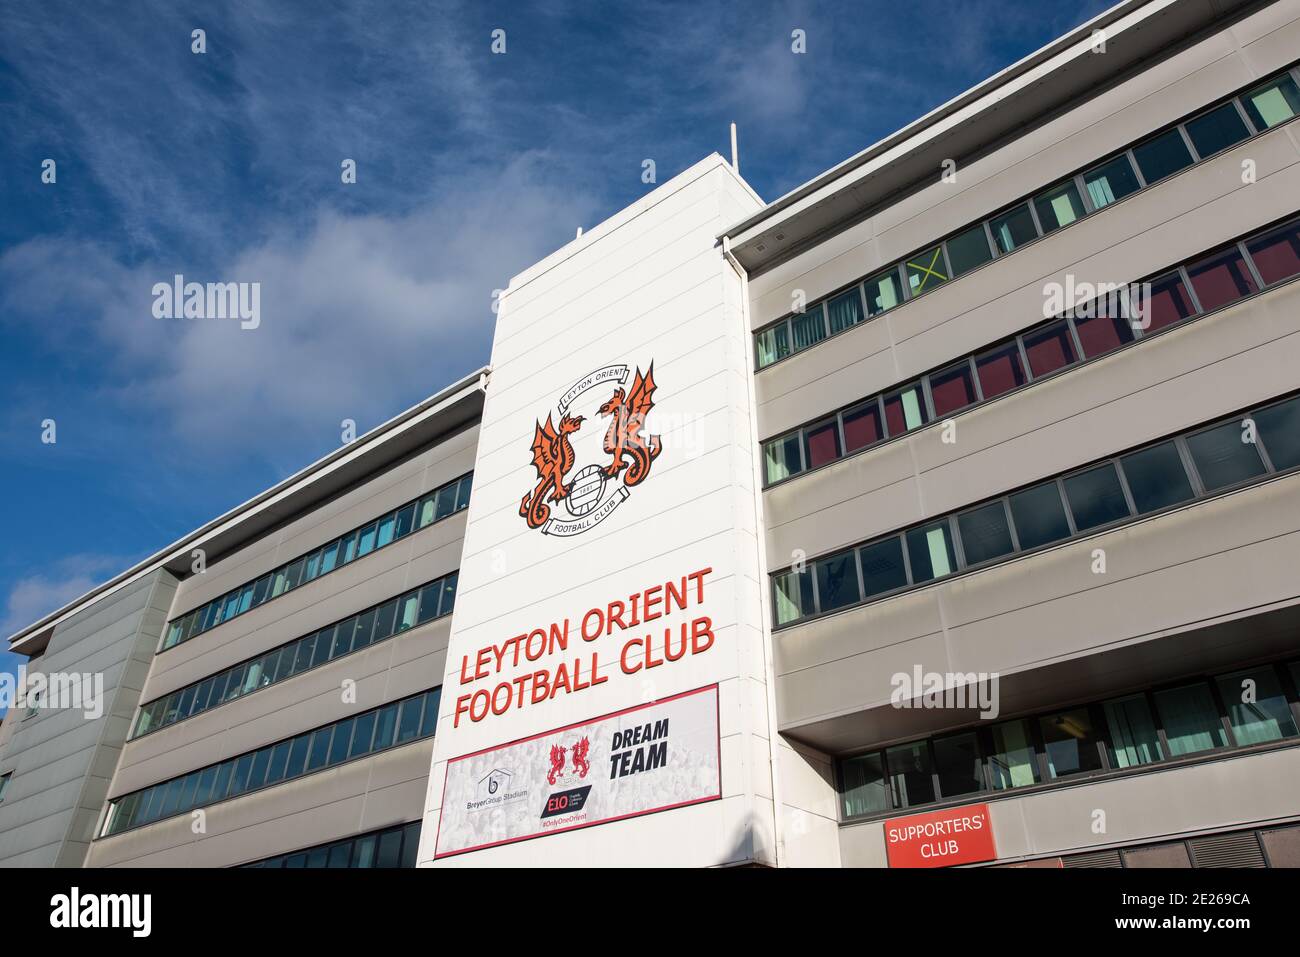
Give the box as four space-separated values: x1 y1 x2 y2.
4 0 1300 867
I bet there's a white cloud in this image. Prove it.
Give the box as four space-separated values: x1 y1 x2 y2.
0 554 126 639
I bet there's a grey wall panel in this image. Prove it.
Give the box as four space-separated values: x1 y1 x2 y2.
775 473 1300 734
764 282 1300 565
0 569 176 867
84 739 433 867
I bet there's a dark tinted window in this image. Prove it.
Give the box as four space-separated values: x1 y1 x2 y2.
933 732 983 798
1121 442 1194 514
883 384 928 436
1039 708 1104 778
1033 181 1085 233
791 304 826 351
1254 397 1300 471
814 551 860 612
1009 481 1071 549
764 433 802 483
945 223 993 275
990 203 1038 253
957 501 1015 566
1133 128 1194 183
840 752 889 817
858 538 908 598
1063 463 1130 531
826 289 865 334
885 742 935 808
906 522 957 583
1186 420 1266 491
1185 102 1251 157
905 246 948 296
1083 154 1140 208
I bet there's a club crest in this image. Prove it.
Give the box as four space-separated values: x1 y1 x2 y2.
519 362 663 537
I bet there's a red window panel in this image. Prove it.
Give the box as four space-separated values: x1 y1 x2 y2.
1246 220 1300 285
1073 312 1134 359
842 402 884 453
1141 272 1197 333
929 363 978 417
1023 321 1077 378
803 420 842 469
974 343 1026 400
1185 247 1259 313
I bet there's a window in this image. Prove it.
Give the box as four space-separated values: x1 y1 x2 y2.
945 224 994 276
858 537 908 598
1185 246 1258 312
791 304 827 351
1245 219 1300 285
1033 181 1086 233
1072 308 1134 359
863 269 903 314
763 432 803 483
350 711 377 759
1241 73 1300 130
773 568 813 625
1215 667 1297 745
1138 270 1196 333
905 246 948 296
161 474 472 651
1185 101 1251 157
1120 442 1194 514
417 584 441 624
957 501 1014 566
905 522 956 584
974 342 1026 400
929 361 978 417
885 742 934 807
1132 128 1194 183
1154 684 1227 756
373 704 398 751
988 720 1040 790
990 203 1038 254
396 696 424 744
328 718 355 765
1022 321 1077 378
1083 154 1141 209
0 772 11 802
1254 396 1300 470
1186 420 1265 491
1063 463 1130 531
842 401 884 454
1104 695 1163 769
1039 708 1103 778
1008 481 1071 550
803 419 841 470
826 289 865 334
933 732 983 799
814 551 860 613
841 753 888 817
883 384 927 436
242 822 422 869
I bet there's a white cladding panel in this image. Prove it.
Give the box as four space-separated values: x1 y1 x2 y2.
420 156 776 866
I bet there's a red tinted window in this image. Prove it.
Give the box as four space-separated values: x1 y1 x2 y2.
1140 272 1196 333
803 420 841 469
1246 220 1300 285
1073 311 1134 359
883 385 928 437
974 343 1026 400
929 362 977 417
842 401 883 452
1023 321 1077 378
1185 247 1259 312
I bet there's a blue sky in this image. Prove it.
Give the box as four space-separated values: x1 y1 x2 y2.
0 0 1111 705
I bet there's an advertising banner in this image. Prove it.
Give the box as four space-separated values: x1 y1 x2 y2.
435 684 721 858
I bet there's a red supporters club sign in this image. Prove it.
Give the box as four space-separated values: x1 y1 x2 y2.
884 803 997 868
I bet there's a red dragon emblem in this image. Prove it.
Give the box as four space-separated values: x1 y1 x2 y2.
519 363 663 536
547 743 567 786
571 736 591 779
519 413 584 530
598 364 662 486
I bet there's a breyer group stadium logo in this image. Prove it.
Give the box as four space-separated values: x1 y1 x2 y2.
519 363 662 537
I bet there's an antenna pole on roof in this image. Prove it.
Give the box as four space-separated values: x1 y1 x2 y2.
730 123 739 172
